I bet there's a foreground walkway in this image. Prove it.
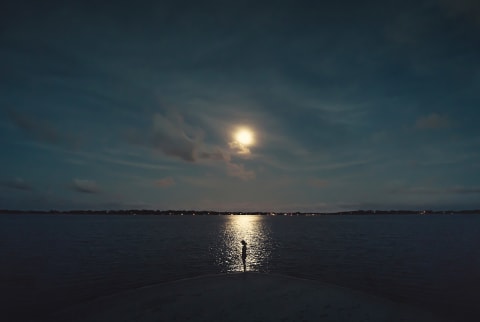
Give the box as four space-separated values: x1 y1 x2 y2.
53 273 445 322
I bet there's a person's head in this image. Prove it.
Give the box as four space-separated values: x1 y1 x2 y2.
241 240 247 245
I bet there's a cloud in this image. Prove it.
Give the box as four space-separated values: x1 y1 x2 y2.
447 187 480 194
389 186 439 194
308 179 329 188
226 162 255 181
1 177 32 191
71 179 100 194
8 110 61 144
130 112 256 180
7 110 80 147
389 185 480 195
154 177 175 188
67 149 176 171
415 113 451 130
148 112 232 162
198 149 231 162
151 113 202 162
229 140 251 155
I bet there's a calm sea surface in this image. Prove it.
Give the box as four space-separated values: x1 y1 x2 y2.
1 214 479 321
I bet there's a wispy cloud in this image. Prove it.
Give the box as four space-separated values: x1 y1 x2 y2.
308 179 329 188
178 174 223 188
89 156 174 171
154 177 175 188
8 110 60 144
71 179 100 194
67 149 176 171
257 154 373 173
415 113 451 130
197 149 230 162
447 186 480 194
226 162 255 181
1 177 32 191
7 110 79 147
389 185 480 195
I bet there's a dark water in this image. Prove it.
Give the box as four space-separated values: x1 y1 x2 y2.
1 214 479 321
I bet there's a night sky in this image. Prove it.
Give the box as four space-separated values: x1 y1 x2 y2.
1 0 479 211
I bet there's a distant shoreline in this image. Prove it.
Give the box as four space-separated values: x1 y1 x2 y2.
1 209 479 216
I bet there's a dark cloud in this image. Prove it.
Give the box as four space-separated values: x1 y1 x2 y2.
71 179 100 194
7 110 80 147
8 110 61 144
126 112 256 180
1 178 32 191
198 149 230 162
151 113 201 162
150 113 231 162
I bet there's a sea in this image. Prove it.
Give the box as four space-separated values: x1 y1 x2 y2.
1 214 479 321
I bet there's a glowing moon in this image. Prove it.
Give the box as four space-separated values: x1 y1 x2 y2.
235 128 254 146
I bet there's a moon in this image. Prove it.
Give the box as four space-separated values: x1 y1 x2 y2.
235 128 254 146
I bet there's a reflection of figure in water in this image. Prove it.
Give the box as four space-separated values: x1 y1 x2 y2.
241 240 247 272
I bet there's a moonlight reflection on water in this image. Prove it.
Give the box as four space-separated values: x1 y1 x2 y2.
214 215 274 273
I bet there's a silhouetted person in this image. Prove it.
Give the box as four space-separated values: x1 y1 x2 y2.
241 240 247 272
